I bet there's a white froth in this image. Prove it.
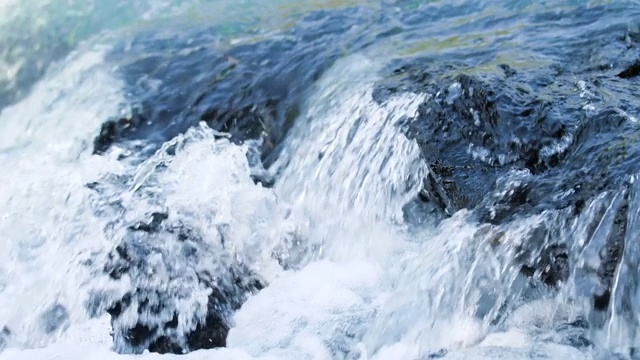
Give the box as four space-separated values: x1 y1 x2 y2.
0 43 127 348
0 33 626 360
228 260 381 359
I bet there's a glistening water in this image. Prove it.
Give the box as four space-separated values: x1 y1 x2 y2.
1 0 640 359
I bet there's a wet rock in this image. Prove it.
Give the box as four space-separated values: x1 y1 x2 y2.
93 111 147 155
375 63 575 218
418 163 461 216
93 8 371 165
128 211 168 233
374 21 640 316
375 71 499 214
520 243 570 288
498 64 517 78
618 59 640 79
555 318 594 349
376 12 640 222
427 349 449 358
95 212 264 354
592 196 628 311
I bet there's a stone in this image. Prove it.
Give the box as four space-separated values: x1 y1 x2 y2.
92 8 373 166
372 21 640 314
91 211 264 354
618 59 640 79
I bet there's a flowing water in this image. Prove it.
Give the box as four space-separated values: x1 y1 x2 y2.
1 0 640 359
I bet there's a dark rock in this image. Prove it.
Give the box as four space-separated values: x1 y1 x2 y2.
128 211 168 233
592 289 611 312
93 8 372 166
418 164 461 216
93 112 147 155
521 244 570 287
183 311 229 351
375 63 576 218
104 243 132 280
427 349 448 358
556 318 594 348
147 335 184 354
539 249 569 287
592 195 628 311
97 211 264 354
373 18 640 319
498 64 517 77
618 60 640 79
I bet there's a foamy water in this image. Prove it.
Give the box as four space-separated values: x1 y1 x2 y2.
0 42 595 359
2 1 640 360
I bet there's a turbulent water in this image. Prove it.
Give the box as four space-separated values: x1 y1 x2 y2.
1 0 640 359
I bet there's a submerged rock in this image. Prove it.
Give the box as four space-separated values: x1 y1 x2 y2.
93 8 372 166
618 60 640 79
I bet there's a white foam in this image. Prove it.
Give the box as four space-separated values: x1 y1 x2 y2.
0 344 265 360
0 43 127 348
0 44 621 360
228 260 381 359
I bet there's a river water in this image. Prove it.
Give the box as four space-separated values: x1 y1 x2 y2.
0 0 639 359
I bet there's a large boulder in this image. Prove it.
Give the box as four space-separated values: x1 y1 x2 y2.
87 9 376 354
93 211 263 354
93 8 374 166
373 15 640 313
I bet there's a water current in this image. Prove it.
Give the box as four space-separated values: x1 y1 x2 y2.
1 1 640 359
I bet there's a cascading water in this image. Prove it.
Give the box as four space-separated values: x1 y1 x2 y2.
271 55 427 264
0 50 433 359
1 0 640 359
226 56 429 358
0 44 127 348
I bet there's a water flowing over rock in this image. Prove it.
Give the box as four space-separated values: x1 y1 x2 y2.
92 8 374 165
2 1 640 360
83 125 293 354
368 7 640 312
89 2 640 356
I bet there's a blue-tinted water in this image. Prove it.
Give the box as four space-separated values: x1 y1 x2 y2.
0 1 639 359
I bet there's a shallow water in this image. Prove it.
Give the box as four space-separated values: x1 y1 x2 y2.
0 0 640 359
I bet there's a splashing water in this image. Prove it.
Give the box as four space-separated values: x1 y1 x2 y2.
2 2 640 359
0 43 127 349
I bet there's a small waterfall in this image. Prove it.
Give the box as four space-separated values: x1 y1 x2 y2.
273 55 428 265
2 1 640 358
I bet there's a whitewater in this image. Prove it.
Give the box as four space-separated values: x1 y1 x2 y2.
1 1 640 359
